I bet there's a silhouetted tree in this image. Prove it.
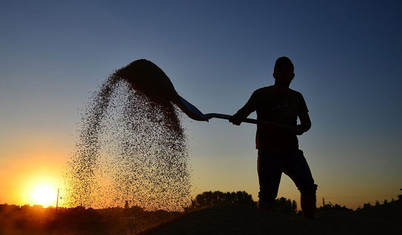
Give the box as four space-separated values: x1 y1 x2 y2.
274 197 298 215
363 203 371 209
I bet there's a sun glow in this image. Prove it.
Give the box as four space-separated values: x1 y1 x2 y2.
31 185 57 207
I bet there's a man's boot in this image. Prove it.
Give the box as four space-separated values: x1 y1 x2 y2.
301 192 316 219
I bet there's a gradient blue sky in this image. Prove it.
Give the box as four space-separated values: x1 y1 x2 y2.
1 0 401 209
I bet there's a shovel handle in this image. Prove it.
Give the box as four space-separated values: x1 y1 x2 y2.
204 113 295 130
204 113 257 124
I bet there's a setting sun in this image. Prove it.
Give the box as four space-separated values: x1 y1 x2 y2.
31 185 57 207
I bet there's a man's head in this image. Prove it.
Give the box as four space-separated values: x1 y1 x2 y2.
273 56 295 87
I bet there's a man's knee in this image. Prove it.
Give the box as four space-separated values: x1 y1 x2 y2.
300 183 317 194
298 181 317 196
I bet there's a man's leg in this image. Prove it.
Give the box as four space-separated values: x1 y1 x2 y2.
284 149 317 219
257 150 283 210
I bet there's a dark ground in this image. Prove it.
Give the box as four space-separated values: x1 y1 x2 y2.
143 202 402 235
1 201 400 235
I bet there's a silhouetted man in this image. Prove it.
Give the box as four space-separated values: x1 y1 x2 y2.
229 57 317 219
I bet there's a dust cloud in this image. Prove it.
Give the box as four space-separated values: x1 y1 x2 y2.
65 60 191 211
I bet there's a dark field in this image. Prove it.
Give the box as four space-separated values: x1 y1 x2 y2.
0 205 179 235
1 200 401 235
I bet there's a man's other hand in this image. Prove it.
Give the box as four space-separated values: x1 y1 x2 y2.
229 114 242 125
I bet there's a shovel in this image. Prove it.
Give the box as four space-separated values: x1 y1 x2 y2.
177 95 295 129
177 95 257 123
116 59 294 129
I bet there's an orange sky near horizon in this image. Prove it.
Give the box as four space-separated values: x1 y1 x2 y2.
0 133 66 207
0 130 399 210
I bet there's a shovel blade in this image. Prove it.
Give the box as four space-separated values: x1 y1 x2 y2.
175 95 208 121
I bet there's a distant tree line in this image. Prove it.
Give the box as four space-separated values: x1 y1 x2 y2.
318 203 353 212
186 191 256 210
185 191 298 215
187 190 402 215
357 196 401 210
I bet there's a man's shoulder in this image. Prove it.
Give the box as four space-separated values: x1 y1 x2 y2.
252 87 305 103
254 86 274 94
288 88 303 96
254 86 302 95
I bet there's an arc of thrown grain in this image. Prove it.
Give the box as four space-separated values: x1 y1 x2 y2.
115 59 207 121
